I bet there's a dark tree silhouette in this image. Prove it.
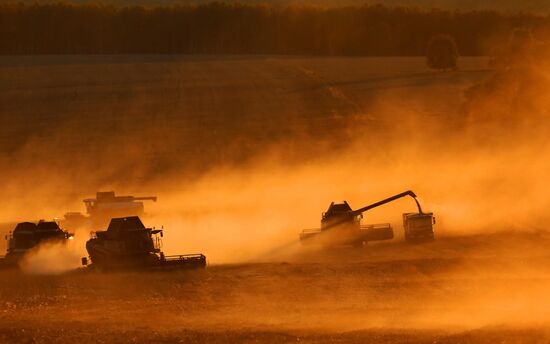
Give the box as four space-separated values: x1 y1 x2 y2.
426 34 459 71
0 3 548 56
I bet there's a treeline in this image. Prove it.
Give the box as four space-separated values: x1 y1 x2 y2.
0 2 549 55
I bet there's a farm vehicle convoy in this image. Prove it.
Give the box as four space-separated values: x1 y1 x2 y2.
0 190 435 271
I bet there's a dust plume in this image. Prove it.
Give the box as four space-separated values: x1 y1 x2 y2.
1 35 550 341
145 31 550 263
1 29 550 267
148 137 550 263
18 236 86 275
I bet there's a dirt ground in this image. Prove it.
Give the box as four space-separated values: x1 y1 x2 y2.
1 231 550 343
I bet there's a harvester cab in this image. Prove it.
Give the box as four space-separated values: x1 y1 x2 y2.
321 201 360 230
83 216 206 271
300 190 435 247
0 220 74 267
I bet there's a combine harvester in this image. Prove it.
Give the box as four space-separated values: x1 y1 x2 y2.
0 220 74 268
300 190 435 247
63 191 158 230
82 216 206 271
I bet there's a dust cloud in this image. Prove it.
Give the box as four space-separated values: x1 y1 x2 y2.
0 35 550 340
18 237 86 275
0 31 549 266
152 34 550 262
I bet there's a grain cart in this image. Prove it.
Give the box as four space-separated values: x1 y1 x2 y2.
403 212 435 243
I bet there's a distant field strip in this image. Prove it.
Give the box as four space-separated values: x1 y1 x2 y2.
0 56 490 162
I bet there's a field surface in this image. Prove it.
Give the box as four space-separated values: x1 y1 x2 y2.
3 55 548 343
1 231 550 343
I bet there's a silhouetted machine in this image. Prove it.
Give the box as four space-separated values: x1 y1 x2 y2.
300 190 435 246
84 192 157 218
82 216 206 271
64 191 158 229
0 220 74 267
